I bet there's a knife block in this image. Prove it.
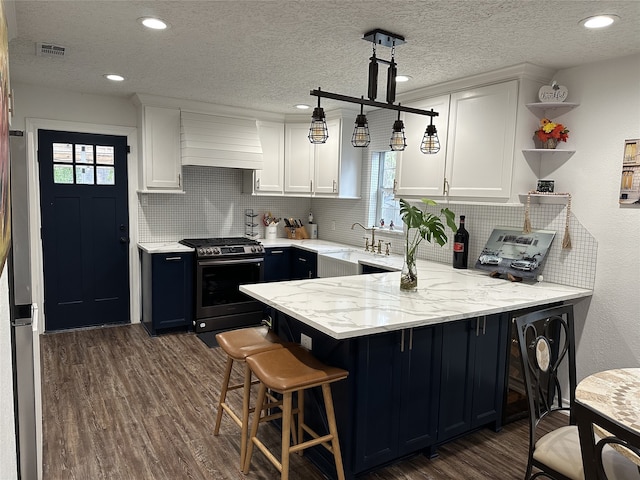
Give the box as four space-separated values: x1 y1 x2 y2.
286 226 309 240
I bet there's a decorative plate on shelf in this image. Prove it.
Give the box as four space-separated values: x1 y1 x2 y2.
538 81 568 103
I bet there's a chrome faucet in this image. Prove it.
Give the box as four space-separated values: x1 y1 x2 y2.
351 222 376 249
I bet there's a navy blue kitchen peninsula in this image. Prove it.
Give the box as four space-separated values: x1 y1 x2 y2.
240 259 592 479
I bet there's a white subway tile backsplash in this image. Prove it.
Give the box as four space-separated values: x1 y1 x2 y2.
137 166 311 241
138 153 596 290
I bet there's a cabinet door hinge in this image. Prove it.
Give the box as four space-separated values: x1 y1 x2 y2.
126 145 131 154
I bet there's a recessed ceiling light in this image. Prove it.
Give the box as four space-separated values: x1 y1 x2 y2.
579 14 619 29
138 17 169 30
295 104 311 110
396 75 412 83
104 74 125 82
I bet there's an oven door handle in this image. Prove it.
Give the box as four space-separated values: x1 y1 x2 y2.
198 257 264 267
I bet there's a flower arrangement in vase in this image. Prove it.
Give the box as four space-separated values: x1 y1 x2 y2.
534 117 569 149
399 198 456 291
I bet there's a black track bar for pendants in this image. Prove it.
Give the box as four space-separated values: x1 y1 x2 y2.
310 89 439 118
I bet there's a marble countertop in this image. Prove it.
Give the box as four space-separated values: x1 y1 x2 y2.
137 242 193 254
241 260 592 340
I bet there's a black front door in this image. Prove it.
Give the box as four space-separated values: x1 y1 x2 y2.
38 129 130 331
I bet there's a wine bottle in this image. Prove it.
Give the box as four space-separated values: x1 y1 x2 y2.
453 215 469 269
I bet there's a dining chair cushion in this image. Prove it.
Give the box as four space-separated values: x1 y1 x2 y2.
535 425 640 480
534 425 584 480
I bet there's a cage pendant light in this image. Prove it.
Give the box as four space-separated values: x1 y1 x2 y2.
351 100 371 147
309 29 440 150
308 91 329 144
390 107 406 151
420 110 440 154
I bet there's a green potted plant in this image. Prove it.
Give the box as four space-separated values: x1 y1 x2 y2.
399 198 457 290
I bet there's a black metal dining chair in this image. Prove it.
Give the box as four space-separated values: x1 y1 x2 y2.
516 304 580 480
575 400 640 480
516 304 639 480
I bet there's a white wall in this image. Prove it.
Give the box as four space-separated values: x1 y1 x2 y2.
10 83 137 130
552 54 640 379
0 268 18 480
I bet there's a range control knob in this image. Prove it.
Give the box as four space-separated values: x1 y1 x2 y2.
212 247 221 255
251 246 256 252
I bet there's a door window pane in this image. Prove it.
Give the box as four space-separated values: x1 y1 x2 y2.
52 143 73 163
96 145 114 165
75 144 94 164
76 165 95 185
96 166 115 185
53 165 74 184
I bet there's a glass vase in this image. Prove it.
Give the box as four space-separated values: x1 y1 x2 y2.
400 252 418 291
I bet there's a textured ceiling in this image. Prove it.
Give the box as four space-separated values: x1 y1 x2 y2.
6 1 640 115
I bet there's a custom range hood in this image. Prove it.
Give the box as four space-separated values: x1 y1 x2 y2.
181 111 263 170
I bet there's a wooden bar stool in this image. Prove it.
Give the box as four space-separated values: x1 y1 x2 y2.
213 326 284 469
242 345 348 480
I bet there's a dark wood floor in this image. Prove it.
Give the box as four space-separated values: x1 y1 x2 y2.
41 324 537 479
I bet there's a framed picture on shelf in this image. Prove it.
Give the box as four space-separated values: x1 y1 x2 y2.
475 227 556 280
619 139 640 206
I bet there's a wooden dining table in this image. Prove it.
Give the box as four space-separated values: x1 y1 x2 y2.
575 368 640 478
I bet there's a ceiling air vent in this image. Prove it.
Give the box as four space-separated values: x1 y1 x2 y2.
36 42 66 58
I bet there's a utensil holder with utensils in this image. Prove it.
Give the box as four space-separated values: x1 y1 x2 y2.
266 225 278 240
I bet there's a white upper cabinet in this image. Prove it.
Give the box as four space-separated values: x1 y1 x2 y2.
394 81 518 200
395 95 450 197
284 113 361 198
137 103 182 192
284 122 315 194
446 81 518 199
314 118 341 194
243 120 285 195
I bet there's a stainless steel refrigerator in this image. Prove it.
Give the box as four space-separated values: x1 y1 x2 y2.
8 129 38 480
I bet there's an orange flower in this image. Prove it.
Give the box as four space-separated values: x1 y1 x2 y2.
535 118 569 142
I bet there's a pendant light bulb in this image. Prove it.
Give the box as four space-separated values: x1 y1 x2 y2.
351 100 371 147
389 108 406 152
308 92 329 144
420 110 440 154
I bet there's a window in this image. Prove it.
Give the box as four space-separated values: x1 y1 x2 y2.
375 151 403 231
52 143 115 185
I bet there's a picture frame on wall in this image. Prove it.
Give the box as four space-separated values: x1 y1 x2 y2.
619 139 640 206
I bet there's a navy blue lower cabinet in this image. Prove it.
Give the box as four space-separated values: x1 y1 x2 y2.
264 247 291 282
437 314 508 443
290 248 317 279
272 311 509 479
140 250 193 335
354 325 442 472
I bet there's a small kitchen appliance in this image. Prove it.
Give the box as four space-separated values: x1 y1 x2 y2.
179 237 265 333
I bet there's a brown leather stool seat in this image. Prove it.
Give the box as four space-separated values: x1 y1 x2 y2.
213 326 284 468
242 345 348 480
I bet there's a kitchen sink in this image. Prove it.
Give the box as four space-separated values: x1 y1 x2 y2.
317 249 402 278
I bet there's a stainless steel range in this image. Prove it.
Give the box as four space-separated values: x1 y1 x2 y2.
179 237 265 333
